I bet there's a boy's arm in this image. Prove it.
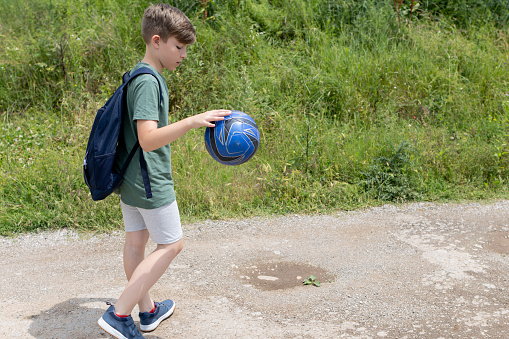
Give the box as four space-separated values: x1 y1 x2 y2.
137 109 231 152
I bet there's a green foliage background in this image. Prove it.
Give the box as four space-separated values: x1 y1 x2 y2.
1 0 509 235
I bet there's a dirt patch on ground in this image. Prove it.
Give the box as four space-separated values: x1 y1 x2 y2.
238 261 334 291
1 201 509 338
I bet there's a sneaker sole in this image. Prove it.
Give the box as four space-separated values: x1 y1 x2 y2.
98 317 129 339
139 303 176 332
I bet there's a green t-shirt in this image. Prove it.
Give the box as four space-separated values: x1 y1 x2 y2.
115 62 176 209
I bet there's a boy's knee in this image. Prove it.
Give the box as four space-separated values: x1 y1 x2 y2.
173 239 184 254
125 243 145 259
177 239 184 252
157 238 183 255
125 236 149 257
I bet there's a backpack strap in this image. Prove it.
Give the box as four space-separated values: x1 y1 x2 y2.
139 148 153 199
119 141 153 200
122 67 163 199
124 67 163 105
117 142 140 180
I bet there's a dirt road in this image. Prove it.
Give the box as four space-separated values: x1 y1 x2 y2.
1 201 508 338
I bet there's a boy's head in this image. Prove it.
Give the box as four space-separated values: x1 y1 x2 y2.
142 4 196 45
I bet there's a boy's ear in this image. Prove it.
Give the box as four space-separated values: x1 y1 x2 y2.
151 35 161 48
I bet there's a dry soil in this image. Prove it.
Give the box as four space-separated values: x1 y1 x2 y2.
1 201 509 338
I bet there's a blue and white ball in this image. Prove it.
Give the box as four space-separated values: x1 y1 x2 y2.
204 110 260 166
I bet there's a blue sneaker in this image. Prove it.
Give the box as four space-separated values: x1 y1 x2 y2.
139 300 175 332
98 303 145 339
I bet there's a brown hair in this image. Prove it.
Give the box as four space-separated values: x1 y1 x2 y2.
141 4 196 45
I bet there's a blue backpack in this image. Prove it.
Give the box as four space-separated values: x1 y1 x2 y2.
83 67 162 201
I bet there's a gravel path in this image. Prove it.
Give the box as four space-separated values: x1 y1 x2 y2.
1 201 508 338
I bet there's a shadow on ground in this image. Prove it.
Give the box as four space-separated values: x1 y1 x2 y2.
28 297 164 339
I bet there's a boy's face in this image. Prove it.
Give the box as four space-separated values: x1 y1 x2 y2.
157 36 188 71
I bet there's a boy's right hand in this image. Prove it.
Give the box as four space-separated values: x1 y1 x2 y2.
187 110 231 129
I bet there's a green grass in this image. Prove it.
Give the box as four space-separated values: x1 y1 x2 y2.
1 0 509 235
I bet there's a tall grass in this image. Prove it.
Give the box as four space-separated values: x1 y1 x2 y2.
1 0 509 235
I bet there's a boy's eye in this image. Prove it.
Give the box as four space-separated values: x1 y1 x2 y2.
176 46 182 50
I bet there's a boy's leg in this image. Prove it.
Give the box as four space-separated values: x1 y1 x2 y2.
123 229 154 313
114 238 184 316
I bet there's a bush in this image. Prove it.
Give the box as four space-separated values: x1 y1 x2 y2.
360 141 421 202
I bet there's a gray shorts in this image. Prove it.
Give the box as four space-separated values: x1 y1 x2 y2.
120 200 183 245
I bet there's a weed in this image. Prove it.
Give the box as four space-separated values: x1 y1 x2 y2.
303 275 321 287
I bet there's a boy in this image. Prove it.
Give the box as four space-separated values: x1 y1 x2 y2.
97 4 230 339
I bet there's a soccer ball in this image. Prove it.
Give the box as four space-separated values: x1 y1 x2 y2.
204 110 260 166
